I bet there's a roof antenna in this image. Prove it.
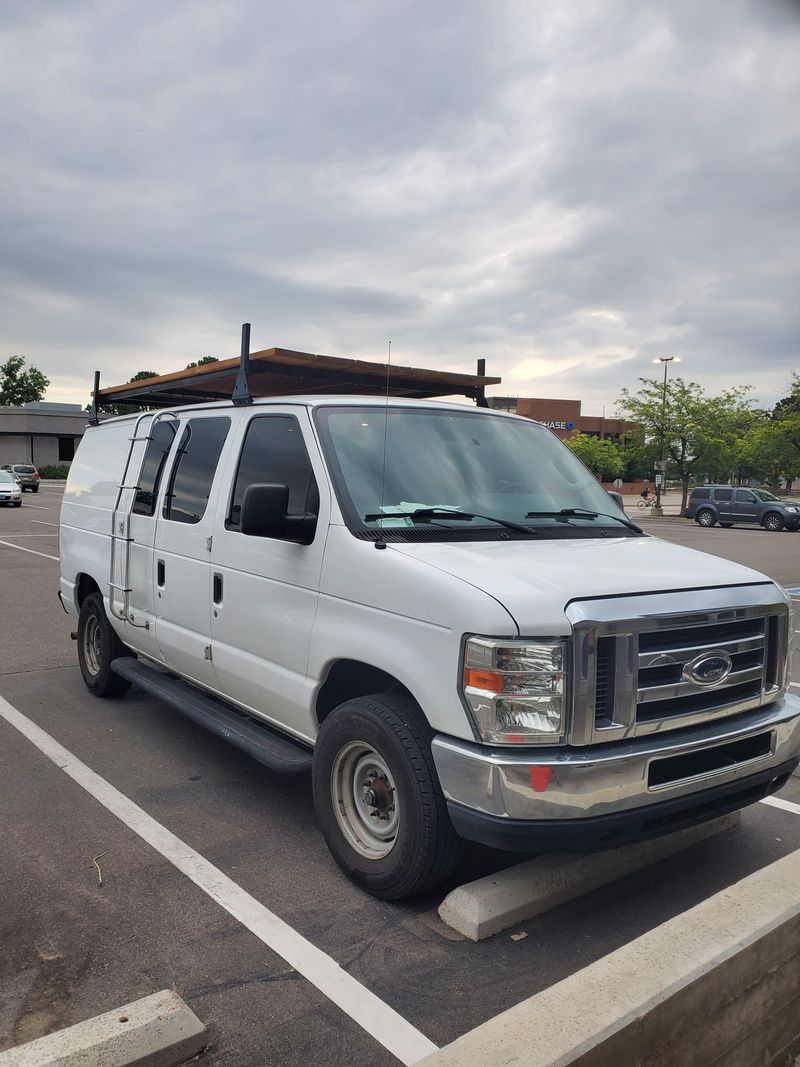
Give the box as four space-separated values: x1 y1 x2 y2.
375 340 392 551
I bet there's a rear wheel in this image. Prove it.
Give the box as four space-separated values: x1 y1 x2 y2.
31 486 39 493
312 694 462 899
763 512 784 532
696 508 716 528
77 592 131 697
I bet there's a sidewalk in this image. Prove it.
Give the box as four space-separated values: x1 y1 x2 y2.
622 499 684 518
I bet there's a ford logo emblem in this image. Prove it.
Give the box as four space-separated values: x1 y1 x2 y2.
682 651 733 688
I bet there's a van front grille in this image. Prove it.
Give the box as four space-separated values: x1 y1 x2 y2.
567 587 790 746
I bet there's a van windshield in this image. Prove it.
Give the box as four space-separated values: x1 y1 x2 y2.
315 406 634 538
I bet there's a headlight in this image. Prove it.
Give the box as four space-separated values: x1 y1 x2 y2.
462 637 568 745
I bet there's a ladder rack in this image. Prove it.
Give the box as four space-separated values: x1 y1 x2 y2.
88 324 499 420
108 409 176 627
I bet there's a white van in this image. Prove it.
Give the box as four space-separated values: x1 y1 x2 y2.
59 394 800 898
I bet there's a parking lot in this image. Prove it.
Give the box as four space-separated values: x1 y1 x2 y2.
1 486 799 1065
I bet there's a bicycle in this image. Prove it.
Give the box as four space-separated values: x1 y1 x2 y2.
636 496 657 510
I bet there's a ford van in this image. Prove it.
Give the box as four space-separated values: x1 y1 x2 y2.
59 390 800 898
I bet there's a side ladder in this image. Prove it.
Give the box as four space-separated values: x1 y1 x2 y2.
108 410 174 628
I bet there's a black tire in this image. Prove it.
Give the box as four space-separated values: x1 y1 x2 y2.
76 592 132 697
13 501 21 508
312 694 463 900
762 512 784 532
31 485 39 493
696 508 716 528
719 522 734 528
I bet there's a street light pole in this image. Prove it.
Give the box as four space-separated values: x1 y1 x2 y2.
651 355 681 516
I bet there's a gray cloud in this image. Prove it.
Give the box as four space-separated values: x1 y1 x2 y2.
0 0 797 410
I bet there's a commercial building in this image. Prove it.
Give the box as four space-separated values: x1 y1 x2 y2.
488 396 638 441
0 402 88 468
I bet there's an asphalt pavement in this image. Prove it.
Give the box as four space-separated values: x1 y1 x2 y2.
1 486 799 1065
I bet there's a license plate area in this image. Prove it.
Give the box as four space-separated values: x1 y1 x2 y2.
648 731 773 790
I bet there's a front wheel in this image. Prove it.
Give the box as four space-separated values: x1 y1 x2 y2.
763 513 784 532
312 695 462 899
77 592 132 697
696 508 716 528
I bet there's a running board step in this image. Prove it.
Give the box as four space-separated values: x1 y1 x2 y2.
110 658 312 775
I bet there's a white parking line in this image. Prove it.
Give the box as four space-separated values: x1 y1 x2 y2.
18 503 51 510
0 539 59 561
761 796 800 817
0 695 437 1066
31 519 59 527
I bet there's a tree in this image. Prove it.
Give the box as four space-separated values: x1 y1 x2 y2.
186 356 220 369
564 434 624 481
0 355 50 406
103 370 160 416
740 376 800 490
616 377 755 515
773 372 800 420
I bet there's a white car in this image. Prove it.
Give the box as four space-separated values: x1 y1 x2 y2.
0 469 22 507
59 396 800 898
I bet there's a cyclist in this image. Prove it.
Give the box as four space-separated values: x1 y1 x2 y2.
640 486 651 504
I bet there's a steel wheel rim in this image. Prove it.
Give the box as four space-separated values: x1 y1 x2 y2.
765 515 780 531
83 614 102 676
331 741 399 859
698 511 713 526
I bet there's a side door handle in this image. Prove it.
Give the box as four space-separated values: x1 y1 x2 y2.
213 572 223 604
157 559 165 586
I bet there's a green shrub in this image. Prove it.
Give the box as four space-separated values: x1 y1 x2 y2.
38 464 71 479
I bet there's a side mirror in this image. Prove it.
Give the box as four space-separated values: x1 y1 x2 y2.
607 490 625 512
240 483 317 544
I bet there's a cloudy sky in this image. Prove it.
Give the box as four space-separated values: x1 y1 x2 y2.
1 0 798 413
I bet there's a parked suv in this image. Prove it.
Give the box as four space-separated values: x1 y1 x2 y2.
59 400 800 898
2 463 40 492
687 486 800 532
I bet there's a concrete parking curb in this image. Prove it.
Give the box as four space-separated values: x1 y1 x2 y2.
0 989 206 1067
439 812 739 940
421 846 800 1067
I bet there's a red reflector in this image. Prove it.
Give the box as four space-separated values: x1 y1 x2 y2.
528 766 553 792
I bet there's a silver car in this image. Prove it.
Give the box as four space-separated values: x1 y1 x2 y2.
2 463 40 492
0 469 22 507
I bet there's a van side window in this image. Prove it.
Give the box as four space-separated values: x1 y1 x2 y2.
691 487 709 500
163 417 230 525
228 416 318 531
133 420 177 516
713 488 733 502
736 490 756 503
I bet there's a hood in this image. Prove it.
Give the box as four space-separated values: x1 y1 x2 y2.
389 535 772 634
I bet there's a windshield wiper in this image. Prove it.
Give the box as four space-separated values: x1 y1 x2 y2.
525 508 643 534
364 507 534 535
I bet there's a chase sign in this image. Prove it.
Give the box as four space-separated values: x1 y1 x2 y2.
544 420 575 431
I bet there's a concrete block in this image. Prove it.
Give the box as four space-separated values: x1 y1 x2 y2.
439 811 740 940
421 847 800 1067
0 989 206 1067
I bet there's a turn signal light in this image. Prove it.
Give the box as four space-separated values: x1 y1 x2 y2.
463 667 504 693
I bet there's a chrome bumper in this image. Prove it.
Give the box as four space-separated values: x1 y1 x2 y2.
432 693 800 822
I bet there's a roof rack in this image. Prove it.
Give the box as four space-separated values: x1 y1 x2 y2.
88 324 500 422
